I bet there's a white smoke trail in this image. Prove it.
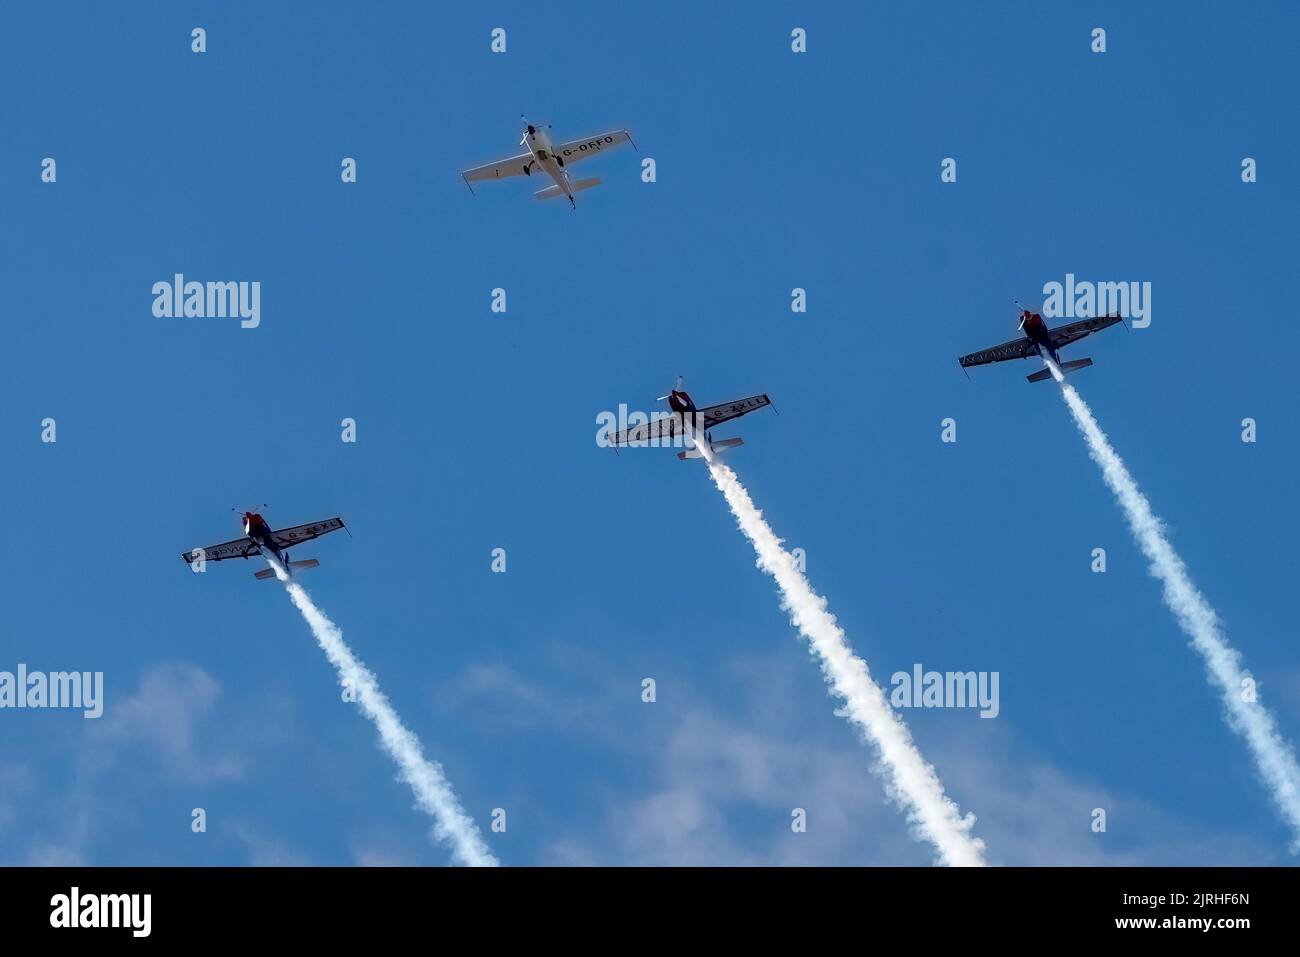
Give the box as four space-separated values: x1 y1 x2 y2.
268 558 498 866
1044 357 1300 850
702 448 986 866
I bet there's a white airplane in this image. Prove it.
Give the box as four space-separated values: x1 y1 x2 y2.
461 120 636 208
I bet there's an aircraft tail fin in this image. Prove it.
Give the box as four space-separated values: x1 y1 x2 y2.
534 178 601 201
253 567 277 581
1027 357 1092 383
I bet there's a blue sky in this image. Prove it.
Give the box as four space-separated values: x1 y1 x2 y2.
1 1 1296 865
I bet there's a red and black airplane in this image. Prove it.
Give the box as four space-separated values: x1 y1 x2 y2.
959 307 1123 382
182 509 347 580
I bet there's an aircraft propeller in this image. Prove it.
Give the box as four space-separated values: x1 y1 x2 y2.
1015 299 1032 330
657 375 685 401
519 114 551 145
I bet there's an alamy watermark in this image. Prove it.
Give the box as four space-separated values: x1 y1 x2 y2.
0 664 103 718
890 664 999 718
595 405 702 449
1042 273 1151 328
50 887 150 937
152 274 261 328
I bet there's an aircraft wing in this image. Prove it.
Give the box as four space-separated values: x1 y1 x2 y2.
181 537 258 565
698 394 772 429
1048 313 1123 349
608 413 683 448
554 130 634 165
958 336 1037 368
270 517 347 550
461 152 534 186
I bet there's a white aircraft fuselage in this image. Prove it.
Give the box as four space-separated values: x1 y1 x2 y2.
520 125 577 206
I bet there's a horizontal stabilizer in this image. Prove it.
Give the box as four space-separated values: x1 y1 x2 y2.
1027 357 1093 383
254 559 319 580
677 437 744 460
534 177 602 200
